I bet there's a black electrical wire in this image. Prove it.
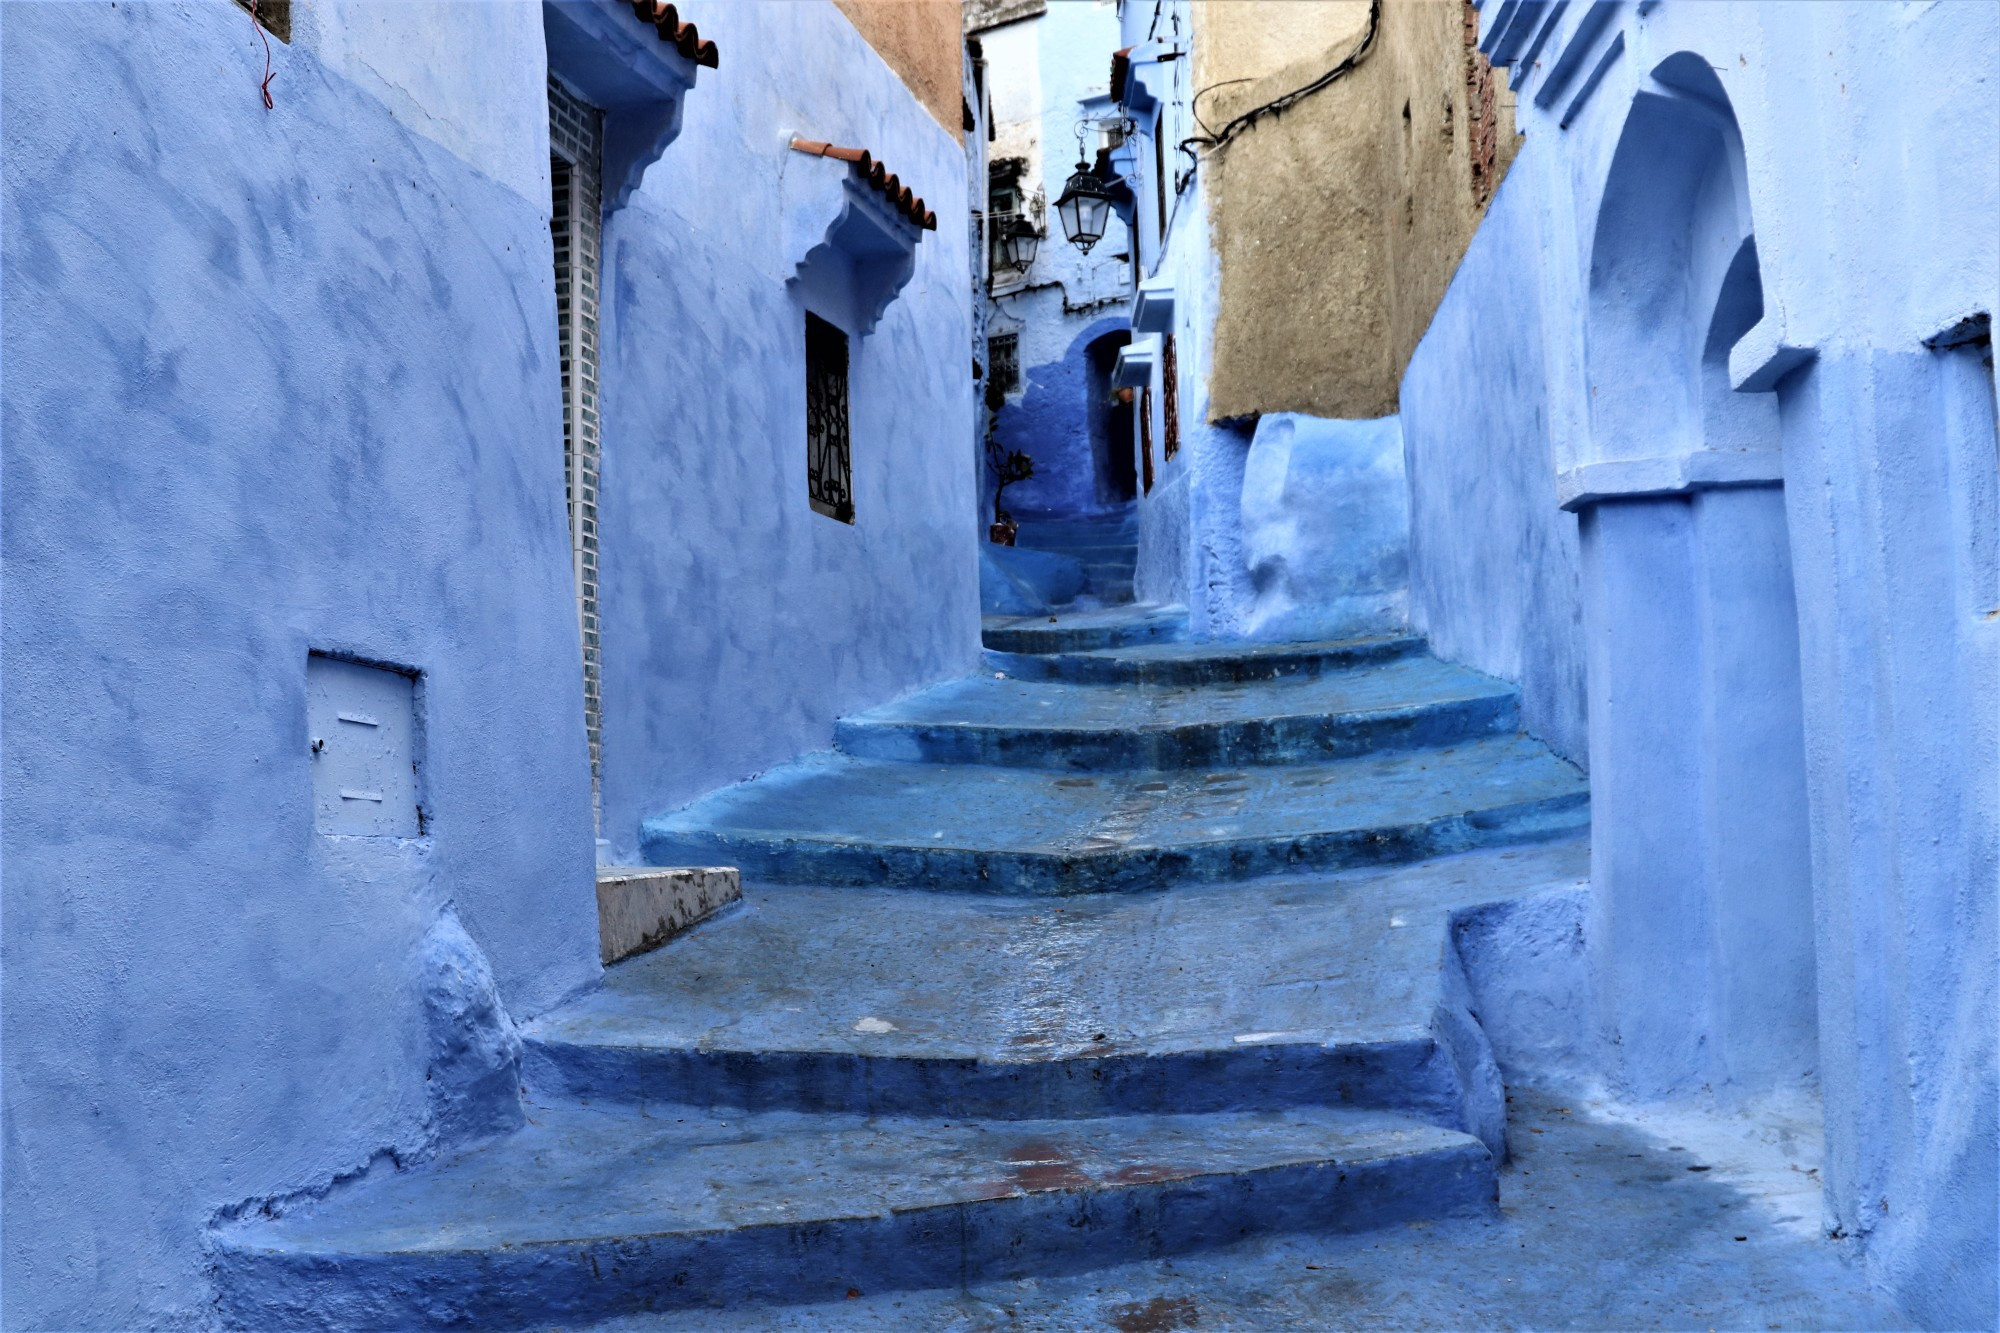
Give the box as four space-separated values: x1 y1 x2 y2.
1181 0 1380 156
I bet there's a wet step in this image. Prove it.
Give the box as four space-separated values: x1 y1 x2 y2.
835 653 1517 770
986 633 1423 685
1014 512 1138 546
983 604 1187 654
525 841 1586 1135
639 735 1589 896
214 1101 1493 1332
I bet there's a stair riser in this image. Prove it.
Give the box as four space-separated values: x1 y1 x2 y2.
641 795 1591 897
214 1148 1495 1331
523 1037 1470 1127
834 696 1518 770
983 620 1184 654
982 639 1424 685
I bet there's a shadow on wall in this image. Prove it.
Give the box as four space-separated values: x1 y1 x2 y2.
992 316 1131 517
1239 413 1410 641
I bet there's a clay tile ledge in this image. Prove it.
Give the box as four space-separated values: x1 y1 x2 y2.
544 0 717 211
791 139 939 234
628 0 720 68
784 138 935 337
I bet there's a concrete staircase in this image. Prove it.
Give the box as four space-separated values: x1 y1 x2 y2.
1012 508 1139 605
213 606 1589 1330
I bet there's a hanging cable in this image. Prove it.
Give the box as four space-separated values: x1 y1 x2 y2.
1180 0 1378 157
248 0 276 109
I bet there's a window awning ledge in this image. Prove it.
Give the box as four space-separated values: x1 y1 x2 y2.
544 0 716 212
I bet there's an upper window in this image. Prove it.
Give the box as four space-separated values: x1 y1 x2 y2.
806 313 854 523
989 332 1020 395
233 0 289 42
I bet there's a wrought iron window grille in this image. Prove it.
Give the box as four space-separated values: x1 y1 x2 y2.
806 312 854 523
988 332 1020 394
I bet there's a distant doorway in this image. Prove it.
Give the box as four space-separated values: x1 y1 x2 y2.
1086 330 1137 506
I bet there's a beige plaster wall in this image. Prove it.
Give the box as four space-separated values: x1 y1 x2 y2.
832 0 965 142
1198 0 1517 421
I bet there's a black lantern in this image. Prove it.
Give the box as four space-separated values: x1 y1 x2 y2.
1055 159 1113 253
996 214 1041 270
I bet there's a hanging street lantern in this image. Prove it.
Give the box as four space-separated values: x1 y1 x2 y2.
1055 159 1113 254
996 213 1041 271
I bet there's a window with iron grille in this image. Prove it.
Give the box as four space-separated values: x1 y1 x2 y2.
549 77 605 817
1162 333 1181 460
806 312 854 523
989 332 1020 394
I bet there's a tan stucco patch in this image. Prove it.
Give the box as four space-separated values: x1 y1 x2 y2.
832 0 966 142
1198 0 1517 422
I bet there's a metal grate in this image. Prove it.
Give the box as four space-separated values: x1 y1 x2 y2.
1162 333 1181 460
806 313 854 523
989 332 1020 393
549 77 605 817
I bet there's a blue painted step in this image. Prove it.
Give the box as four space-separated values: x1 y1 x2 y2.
835 654 1518 770
640 735 1589 896
524 841 1589 1139
985 634 1424 685
982 605 1187 654
214 1102 1493 1331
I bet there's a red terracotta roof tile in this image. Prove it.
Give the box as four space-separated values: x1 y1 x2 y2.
790 138 940 232
628 1 719 69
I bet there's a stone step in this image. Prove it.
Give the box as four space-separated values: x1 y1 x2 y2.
524 840 1590 1137
834 655 1518 770
639 736 1589 896
1013 513 1139 543
1031 544 1138 566
984 634 1424 685
982 605 1187 654
213 1101 1494 1331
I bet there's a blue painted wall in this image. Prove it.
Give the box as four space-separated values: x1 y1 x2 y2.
1240 413 1410 643
1400 172 1587 766
990 312 1131 518
1402 4 1999 1326
2 4 597 1326
593 0 975 860
0 0 974 1325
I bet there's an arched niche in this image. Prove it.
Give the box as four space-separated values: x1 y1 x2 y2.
1571 52 1817 1105
1563 53 1780 505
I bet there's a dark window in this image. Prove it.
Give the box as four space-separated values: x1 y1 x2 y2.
989 332 1020 394
1140 386 1156 494
234 0 290 42
1162 334 1181 460
806 313 854 523
1153 112 1168 245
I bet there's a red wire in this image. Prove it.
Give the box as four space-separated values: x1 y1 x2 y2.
249 0 275 109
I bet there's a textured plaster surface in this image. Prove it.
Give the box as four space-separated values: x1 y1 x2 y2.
1201 0 1518 421
1240 413 1411 642
1398 3 2000 1324
587 1083 1903 1331
1 4 600 1328
1400 166 1588 766
830 0 966 141
594 0 976 861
